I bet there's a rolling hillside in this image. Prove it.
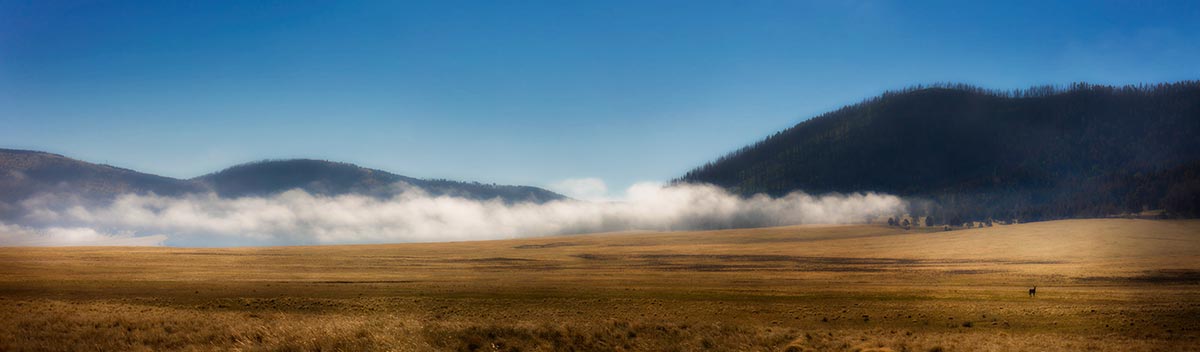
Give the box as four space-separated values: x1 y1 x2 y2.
0 149 204 214
194 159 564 202
680 81 1200 221
0 149 564 219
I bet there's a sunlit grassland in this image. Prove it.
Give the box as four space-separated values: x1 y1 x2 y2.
1 219 1197 351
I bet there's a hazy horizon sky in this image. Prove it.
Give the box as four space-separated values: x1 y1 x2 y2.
3 0 1198 199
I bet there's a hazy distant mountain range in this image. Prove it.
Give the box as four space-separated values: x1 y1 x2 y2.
680 81 1200 221
0 149 565 219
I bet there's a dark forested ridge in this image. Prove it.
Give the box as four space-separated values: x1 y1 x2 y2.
679 81 1200 221
0 150 564 219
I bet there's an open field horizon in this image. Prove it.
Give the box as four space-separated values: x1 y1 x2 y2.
6 2 1199 351
1 218 1197 351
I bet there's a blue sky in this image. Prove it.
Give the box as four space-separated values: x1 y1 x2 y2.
2 0 1198 199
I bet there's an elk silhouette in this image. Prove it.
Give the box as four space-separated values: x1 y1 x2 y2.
1028 286 1037 297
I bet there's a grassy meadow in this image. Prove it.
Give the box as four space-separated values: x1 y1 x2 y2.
0 219 1197 351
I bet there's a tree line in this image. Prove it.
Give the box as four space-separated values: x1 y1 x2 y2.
679 81 1200 222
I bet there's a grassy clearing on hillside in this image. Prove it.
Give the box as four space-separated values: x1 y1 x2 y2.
0 219 1197 351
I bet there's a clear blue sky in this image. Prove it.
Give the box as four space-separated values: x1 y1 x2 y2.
2 0 1198 198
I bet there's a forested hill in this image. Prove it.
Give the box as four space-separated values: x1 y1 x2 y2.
679 81 1200 221
193 159 564 203
0 150 565 220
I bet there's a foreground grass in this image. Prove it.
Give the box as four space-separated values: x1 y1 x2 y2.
0 219 1197 351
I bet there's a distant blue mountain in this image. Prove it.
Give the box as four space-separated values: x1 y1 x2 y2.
0 149 565 219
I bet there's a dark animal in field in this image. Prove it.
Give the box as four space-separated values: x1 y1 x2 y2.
1028 286 1037 297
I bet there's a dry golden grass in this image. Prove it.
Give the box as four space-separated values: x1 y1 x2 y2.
0 219 1197 351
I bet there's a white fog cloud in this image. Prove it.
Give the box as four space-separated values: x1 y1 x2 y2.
0 222 166 247
7 183 906 247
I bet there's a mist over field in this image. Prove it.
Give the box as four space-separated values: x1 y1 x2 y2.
0 183 905 246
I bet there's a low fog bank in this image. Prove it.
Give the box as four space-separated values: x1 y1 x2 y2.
0 183 906 247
